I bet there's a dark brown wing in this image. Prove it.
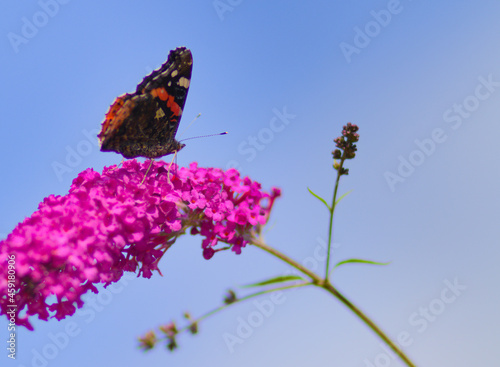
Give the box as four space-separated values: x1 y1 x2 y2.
98 47 192 158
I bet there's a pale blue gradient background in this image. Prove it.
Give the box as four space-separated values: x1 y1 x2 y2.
1 1 500 366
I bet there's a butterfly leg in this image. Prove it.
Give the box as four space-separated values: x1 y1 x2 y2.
107 158 125 172
166 150 179 183
140 159 155 185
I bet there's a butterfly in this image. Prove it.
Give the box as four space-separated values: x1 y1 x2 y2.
98 47 192 159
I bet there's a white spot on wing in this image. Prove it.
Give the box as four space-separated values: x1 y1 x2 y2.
155 108 165 119
178 77 190 88
171 70 178 77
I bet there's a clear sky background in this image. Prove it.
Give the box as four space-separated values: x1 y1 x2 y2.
1 1 500 366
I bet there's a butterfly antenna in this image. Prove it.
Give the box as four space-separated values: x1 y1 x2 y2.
180 132 228 143
178 113 202 139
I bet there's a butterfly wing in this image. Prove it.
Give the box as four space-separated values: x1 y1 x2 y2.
98 47 192 158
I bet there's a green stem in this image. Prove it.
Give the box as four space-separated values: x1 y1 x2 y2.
322 282 416 367
325 153 347 279
252 237 320 283
325 158 343 278
251 238 416 367
178 282 312 334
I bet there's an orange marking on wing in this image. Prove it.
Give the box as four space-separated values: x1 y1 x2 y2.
151 87 182 116
104 97 125 121
99 96 135 141
151 87 169 101
166 94 181 116
99 97 125 139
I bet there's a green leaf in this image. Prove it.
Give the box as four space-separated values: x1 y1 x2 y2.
334 190 352 208
307 187 330 210
333 258 391 270
241 275 305 288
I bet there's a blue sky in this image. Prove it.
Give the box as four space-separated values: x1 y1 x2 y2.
1 1 500 366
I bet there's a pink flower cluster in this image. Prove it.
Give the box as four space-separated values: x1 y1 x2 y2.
0 160 280 330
